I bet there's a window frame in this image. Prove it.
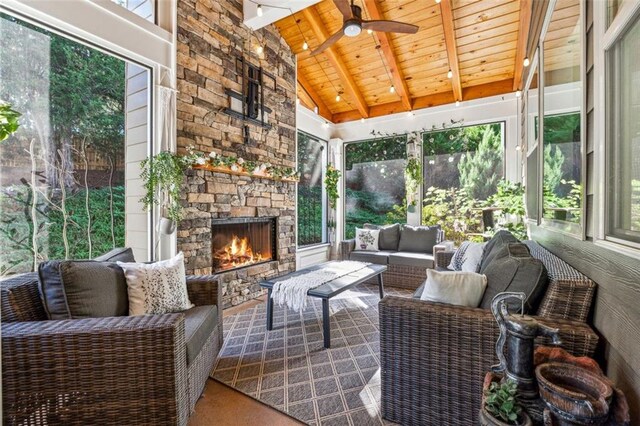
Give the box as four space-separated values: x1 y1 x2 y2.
296 130 329 248
0 0 169 261
598 1 640 251
535 0 587 239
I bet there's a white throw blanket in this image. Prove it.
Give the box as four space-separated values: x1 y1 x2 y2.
271 261 371 312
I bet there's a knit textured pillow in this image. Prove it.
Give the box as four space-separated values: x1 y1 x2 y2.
118 252 194 316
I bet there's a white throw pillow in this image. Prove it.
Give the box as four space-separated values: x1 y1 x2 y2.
420 269 488 308
118 252 194 316
355 228 380 251
447 241 485 272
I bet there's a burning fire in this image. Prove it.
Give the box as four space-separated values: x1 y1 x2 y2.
214 235 264 270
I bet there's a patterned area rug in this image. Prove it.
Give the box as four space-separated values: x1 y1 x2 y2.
212 283 412 425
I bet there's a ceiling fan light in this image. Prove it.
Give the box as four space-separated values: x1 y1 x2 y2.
257 4 263 17
344 22 362 37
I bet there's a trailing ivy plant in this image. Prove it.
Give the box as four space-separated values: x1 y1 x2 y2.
484 379 524 425
325 165 341 209
0 103 21 142
140 151 197 223
405 155 422 208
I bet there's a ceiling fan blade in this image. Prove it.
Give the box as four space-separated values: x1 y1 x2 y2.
310 29 344 56
362 20 419 34
333 0 353 19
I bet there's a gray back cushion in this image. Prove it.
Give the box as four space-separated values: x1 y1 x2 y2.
38 260 129 320
94 247 136 262
398 225 440 254
479 230 519 273
364 223 400 251
479 243 548 313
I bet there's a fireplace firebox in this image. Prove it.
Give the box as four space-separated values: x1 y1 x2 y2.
211 217 277 272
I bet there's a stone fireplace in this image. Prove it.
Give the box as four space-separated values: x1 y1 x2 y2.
176 0 297 308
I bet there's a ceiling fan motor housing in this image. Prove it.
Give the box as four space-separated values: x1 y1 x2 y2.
344 5 363 37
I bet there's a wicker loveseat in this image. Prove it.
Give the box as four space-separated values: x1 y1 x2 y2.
379 236 599 426
1 253 222 426
341 224 445 290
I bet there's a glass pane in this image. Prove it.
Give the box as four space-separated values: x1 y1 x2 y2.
422 123 504 244
526 64 539 221
297 132 326 246
344 137 407 239
0 14 133 275
542 0 583 226
609 14 640 243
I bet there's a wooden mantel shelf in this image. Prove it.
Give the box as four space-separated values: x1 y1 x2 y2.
192 164 299 183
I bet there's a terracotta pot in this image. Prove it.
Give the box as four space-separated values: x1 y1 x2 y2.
479 408 533 426
536 362 612 425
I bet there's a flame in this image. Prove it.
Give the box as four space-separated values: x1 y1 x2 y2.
214 235 264 270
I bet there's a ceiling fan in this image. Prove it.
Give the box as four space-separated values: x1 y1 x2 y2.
310 0 419 56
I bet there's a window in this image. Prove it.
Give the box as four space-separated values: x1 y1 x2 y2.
541 0 583 228
422 122 504 242
344 136 407 239
0 14 149 275
297 132 327 247
607 10 640 245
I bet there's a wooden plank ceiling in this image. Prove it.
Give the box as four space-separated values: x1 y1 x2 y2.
275 0 531 123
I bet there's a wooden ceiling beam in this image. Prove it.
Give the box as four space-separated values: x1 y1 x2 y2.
332 79 513 123
362 0 413 112
439 0 463 101
297 71 332 120
302 6 370 118
513 0 532 91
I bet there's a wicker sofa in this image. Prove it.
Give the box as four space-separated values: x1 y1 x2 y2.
341 224 445 290
1 254 222 426
379 236 599 426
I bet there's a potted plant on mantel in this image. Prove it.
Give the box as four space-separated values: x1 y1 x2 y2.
480 378 533 426
140 151 196 234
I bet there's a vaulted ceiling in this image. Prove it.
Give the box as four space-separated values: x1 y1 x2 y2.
275 0 533 123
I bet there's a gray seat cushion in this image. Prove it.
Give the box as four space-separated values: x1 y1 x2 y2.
364 223 400 251
398 225 440 254
478 243 548 313
38 260 129 320
388 252 434 269
184 305 218 365
479 230 518 273
349 250 393 264
94 247 136 263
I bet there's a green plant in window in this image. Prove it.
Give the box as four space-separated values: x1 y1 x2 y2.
325 165 341 209
543 144 564 194
486 181 527 240
405 156 422 208
0 103 21 142
140 151 197 223
458 126 503 200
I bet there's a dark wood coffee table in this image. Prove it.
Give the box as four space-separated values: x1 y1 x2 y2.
260 262 387 348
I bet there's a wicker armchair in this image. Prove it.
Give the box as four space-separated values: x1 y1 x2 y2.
1 272 222 426
379 240 599 426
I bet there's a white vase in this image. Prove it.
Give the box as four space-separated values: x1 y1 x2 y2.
158 217 177 235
